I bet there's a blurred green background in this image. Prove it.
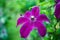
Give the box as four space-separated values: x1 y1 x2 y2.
0 0 60 40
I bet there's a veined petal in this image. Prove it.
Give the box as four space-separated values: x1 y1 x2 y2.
31 6 40 17
20 22 34 38
24 11 31 18
35 21 46 37
37 14 50 22
17 17 29 26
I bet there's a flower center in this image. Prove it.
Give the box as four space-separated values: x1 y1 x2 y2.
31 16 35 21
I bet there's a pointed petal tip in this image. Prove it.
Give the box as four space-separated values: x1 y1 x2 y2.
16 20 19 27
32 6 39 8
20 35 27 38
35 21 46 37
32 6 39 11
37 14 50 23
16 23 19 28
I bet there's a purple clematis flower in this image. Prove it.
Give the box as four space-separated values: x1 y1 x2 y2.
54 2 60 20
17 6 50 38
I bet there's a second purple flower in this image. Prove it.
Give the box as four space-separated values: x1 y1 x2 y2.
54 2 60 20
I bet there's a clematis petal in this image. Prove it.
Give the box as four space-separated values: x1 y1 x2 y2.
35 21 46 37
55 2 60 19
17 17 29 26
20 22 34 38
37 14 50 22
24 11 31 18
31 6 40 17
